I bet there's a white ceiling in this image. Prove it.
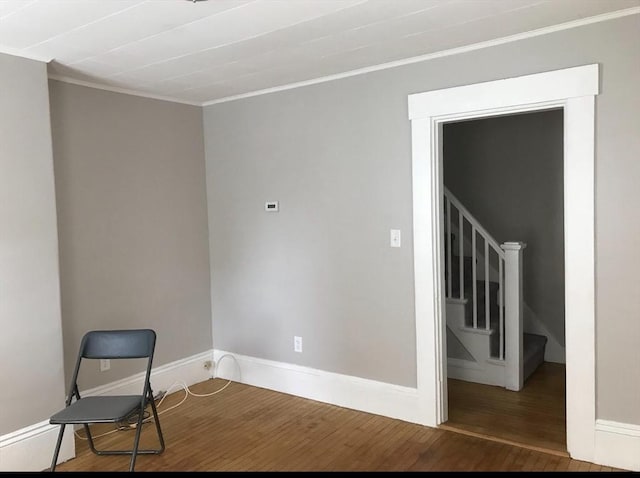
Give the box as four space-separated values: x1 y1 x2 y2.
1 0 638 105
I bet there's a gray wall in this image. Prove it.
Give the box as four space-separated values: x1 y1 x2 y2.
204 14 640 425
49 81 212 390
0 53 66 435
204 81 416 384
443 110 565 345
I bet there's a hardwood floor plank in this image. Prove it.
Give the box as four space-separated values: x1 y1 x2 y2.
280 406 353 471
371 422 420 470
531 450 552 471
414 432 455 471
522 447 543 470
578 460 593 471
568 458 582 471
512 449 531 471
53 378 622 472
407 432 449 471
361 419 413 469
399 426 443 471
300 409 374 470
375 427 423 471
543 453 561 471
485 443 512 471
554 456 572 472
320 412 384 470
446 362 567 454
501 446 523 471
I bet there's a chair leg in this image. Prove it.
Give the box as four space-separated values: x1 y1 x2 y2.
128 403 146 471
49 425 66 472
83 423 100 455
149 391 166 453
128 390 166 470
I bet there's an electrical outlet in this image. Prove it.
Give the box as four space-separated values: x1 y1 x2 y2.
100 359 110 372
294 336 302 353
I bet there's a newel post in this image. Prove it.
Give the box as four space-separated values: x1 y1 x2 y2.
501 241 526 391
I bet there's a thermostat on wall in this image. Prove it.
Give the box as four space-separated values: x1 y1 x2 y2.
265 201 279 212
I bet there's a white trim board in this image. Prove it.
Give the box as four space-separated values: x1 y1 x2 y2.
408 65 598 462
212 350 424 425
595 420 640 471
0 350 213 472
213 349 638 470
0 420 74 472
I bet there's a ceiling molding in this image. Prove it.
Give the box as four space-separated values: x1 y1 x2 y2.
202 6 640 107
39 6 639 108
47 74 202 106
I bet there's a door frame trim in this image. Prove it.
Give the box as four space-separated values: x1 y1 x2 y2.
408 64 598 461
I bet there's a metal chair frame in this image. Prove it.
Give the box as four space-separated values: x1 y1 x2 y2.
49 329 165 472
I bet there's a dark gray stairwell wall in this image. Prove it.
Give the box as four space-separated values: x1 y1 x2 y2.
443 110 565 346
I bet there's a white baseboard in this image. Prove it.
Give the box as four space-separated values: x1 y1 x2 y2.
0 349 214 472
594 419 640 471
6 350 633 471
213 350 640 471
82 349 214 397
0 419 74 472
213 350 423 424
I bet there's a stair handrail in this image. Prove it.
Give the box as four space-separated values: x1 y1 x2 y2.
443 186 504 259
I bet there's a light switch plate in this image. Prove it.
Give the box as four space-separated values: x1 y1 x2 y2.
390 229 401 248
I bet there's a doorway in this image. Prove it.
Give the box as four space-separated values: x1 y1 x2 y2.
440 110 566 453
408 64 598 463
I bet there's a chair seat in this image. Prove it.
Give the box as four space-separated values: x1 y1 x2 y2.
50 395 143 424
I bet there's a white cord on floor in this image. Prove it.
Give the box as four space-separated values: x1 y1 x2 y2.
73 353 239 441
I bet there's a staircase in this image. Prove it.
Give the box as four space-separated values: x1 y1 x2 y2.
444 187 547 390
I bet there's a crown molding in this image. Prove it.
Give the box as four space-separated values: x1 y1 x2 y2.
202 6 639 106
48 74 202 106
13 6 635 107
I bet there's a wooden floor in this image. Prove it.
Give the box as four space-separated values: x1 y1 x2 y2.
444 362 567 454
55 375 618 472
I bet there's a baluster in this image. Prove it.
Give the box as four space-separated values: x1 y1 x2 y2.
472 227 477 329
485 240 490 330
499 257 504 360
446 198 452 298
459 213 464 300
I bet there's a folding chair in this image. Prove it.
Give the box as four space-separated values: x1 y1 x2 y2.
49 329 165 471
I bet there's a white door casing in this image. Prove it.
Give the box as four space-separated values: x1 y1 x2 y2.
408 64 598 462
